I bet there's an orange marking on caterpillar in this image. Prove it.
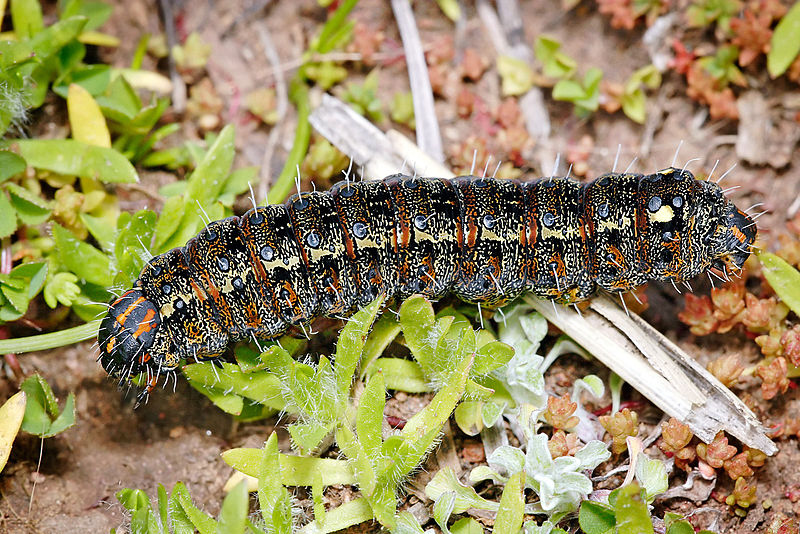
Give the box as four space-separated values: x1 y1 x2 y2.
116 296 146 326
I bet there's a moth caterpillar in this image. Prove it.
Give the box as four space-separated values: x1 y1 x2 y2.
98 167 757 398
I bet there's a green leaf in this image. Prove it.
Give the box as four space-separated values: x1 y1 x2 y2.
768 1 800 78
357 372 386 459
432 491 456 534
360 313 401 375
19 374 76 438
495 472 524 534
61 0 113 32
497 55 534 96
3 139 137 183
183 362 286 410
28 16 87 59
758 251 800 316
634 455 668 503
11 0 44 38
334 295 383 402
4 182 51 225
255 435 293 534
451 518 484 534
613 483 653 534
578 501 617 534
368 358 430 393
0 151 26 183
52 223 113 287
186 124 236 205
0 191 17 238
395 510 427 534
217 481 248 534
223 447 356 486
665 516 695 534
68 82 111 147
473 340 514 376
0 391 27 474
425 467 499 514
534 36 577 78
401 333 473 442
81 212 115 254
152 195 185 253
172 482 218 534
305 497 373 534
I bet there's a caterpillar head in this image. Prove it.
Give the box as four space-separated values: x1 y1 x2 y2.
98 289 164 383
712 203 757 275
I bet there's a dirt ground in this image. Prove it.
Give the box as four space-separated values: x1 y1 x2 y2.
1 0 799 532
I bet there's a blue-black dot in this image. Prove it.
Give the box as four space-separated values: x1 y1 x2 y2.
205 230 217 241
352 221 367 239
260 245 274 261
250 211 264 225
648 196 662 212
672 195 683 208
163 283 172 295
483 214 496 229
542 212 555 228
662 231 673 241
598 203 610 218
339 186 355 197
217 256 230 272
306 232 321 248
175 299 185 310
233 277 244 290
414 215 428 230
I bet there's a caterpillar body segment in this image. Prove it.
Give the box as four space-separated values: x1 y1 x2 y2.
98 167 757 396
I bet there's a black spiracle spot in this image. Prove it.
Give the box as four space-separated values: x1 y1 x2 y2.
648 196 662 212
217 256 230 272
483 214 496 229
352 221 368 239
414 214 428 231
542 212 556 228
306 231 321 248
260 245 274 261
661 249 673 263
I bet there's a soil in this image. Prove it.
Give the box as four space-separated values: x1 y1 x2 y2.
1 0 800 533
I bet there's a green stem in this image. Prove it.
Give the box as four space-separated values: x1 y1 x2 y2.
0 320 100 354
267 79 311 204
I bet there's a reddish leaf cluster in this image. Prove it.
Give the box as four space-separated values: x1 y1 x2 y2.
542 394 580 431
599 408 639 455
596 0 669 29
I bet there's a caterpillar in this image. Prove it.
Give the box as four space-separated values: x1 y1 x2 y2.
98 167 757 399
